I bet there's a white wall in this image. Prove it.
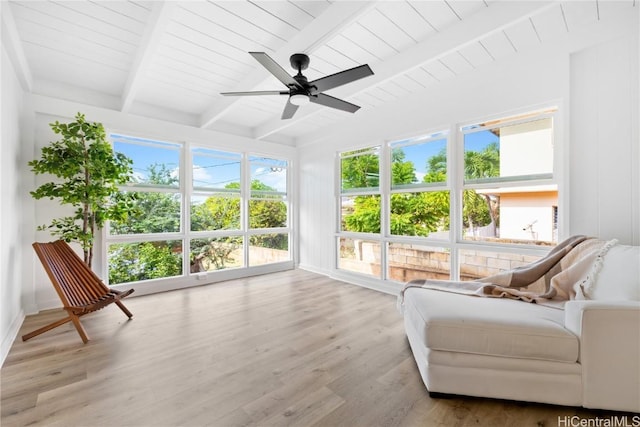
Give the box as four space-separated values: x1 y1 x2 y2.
298 8 640 276
1 45 34 364
570 24 640 244
297 147 336 276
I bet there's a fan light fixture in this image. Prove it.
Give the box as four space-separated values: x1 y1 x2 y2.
290 93 309 106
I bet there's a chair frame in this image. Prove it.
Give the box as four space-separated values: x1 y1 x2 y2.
23 240 134 343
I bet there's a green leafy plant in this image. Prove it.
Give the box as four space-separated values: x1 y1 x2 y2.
29 113 136 267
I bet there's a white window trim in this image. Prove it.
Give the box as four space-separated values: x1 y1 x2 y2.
334 103 564 289
102 135 295 296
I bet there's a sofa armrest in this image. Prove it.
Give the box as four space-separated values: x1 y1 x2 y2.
564 300 640 412
565 300 640 337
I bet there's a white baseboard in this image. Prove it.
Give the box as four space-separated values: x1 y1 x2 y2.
330 270 400 296
34 298 62 312
1 309 24 367
298 264 400 297
297 263 332 277
124 261 296 298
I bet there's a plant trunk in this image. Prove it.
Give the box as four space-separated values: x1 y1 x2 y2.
483 194 497 236
82 135 92 267
87 215 95 268
82 201 91 267
87 246 93 269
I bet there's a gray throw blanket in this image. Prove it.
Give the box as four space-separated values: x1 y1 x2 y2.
400 235 613 307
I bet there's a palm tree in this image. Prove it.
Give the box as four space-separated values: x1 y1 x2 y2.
464 142 500 235
464 142 499 180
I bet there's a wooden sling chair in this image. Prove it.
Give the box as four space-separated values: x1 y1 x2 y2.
23 240 134 343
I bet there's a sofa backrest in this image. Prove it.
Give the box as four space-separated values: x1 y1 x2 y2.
585 244 640 301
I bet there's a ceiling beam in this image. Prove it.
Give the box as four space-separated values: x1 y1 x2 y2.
120 1 175 112
1 1 33 92
198 0 379 129
253 1 558 141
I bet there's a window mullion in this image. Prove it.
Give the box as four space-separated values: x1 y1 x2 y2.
242 152 250 267
380 144 390 239
380 143 390 281
450 123 463 280
183 141 191 278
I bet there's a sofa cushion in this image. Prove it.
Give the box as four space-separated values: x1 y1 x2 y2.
403 288 579 363
587 244 640 301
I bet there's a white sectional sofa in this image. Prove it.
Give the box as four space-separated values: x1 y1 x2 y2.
401 243 640 412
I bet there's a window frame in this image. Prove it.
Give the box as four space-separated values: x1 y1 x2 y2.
105 134 186 284
459 108 559 246
102 134 293 290
388 130 451 240
334 105 562 285
246 154 291 267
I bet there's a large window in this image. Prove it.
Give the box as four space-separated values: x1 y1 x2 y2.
336 107 558 284
108 135 183 284
190 148 243 273
104 135 291 287
389 133 450 239
339 147 381 276
340 146 381 233
248 156 289 266
462 110 557 244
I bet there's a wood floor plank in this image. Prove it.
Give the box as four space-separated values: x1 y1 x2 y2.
261 386 345 427
243 369 333 423
1 269 631 426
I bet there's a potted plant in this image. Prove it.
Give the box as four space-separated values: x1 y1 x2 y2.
29 113 136 268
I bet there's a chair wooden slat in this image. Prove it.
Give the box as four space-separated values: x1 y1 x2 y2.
23 240 134 343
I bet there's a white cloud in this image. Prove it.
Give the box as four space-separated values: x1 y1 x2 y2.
171 166 180 180
254 167 287 192
192 166 215 186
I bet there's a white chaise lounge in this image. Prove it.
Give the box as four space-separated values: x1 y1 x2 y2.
400 240 640 412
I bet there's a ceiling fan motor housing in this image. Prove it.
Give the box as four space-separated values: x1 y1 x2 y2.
291 73 316 97
290 53 310 71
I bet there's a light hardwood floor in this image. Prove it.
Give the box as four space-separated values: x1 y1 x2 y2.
1 269 630 426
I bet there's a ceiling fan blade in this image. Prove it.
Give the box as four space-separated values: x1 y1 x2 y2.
250 52 302 89
221 90 288 96
309 64 374 93
310 93 360 113
281 99 299 120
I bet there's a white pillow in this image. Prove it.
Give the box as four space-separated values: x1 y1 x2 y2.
589 244 640 301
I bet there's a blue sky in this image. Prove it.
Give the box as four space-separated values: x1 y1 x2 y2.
389 129 498 184
112 134 180 183
113 131 496 189
111 134 287 191
393 129 498 176
464 129 499 152
192 154 241 189
396 138 446 176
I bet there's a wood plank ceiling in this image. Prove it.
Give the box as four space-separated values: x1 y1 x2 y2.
4 1 635 146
